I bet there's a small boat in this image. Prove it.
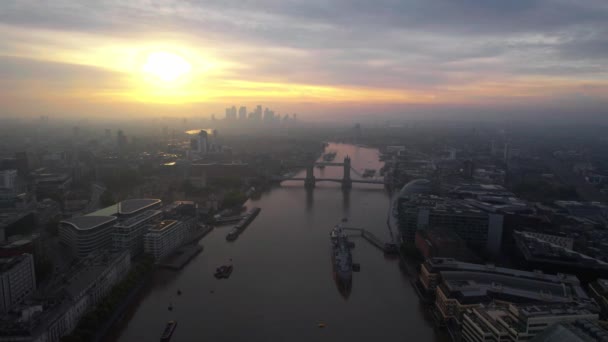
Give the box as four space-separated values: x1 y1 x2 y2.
160 320 177 342
214 265 234 279
226 228 239 241
167 303 173 311
177 290 182 296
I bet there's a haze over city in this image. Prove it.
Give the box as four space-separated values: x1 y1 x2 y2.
3 2 608 342
1 0 607 121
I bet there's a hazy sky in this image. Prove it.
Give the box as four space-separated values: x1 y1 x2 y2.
1 0 607 120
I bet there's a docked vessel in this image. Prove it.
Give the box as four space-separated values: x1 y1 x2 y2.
225 207 261 241
160 320 177 342
226 228 239 241
330 225 353 297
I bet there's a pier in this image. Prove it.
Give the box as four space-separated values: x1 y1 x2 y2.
158 225 213 270
342 227 398 255
158 245 204 270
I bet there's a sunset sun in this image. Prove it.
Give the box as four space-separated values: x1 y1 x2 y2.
141 51 191 82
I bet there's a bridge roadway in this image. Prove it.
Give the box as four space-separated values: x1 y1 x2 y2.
275 177 384 185
314 162 345 167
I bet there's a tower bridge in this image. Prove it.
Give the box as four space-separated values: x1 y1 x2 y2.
273 156 386 189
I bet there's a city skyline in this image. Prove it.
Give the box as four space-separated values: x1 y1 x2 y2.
1 1 607 121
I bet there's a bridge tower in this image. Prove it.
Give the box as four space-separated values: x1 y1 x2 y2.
304 164 316 189
342 156 352 189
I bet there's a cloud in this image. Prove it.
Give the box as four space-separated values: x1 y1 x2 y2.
0 0 607 119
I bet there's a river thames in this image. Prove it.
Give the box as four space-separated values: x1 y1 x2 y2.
112 143 443 342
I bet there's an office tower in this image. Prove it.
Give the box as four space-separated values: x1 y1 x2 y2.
117 130 127 150
13 152 29 177
0 254 36 313
239 106 247 120
397 194 504 252
230 106 237 120
263 108 274 122
197 130 208 153
0 170 17 191
59 216 117 258
354 123 361 142
255 105 262 120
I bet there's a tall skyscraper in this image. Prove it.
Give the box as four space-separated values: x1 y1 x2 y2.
231 106 237 120
0 170 17 191
263 108 274 122
117 130 127 150
197 130 208 153
238 106 247 120
255 105 262 120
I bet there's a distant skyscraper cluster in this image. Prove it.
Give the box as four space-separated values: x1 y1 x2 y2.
220 104 297 125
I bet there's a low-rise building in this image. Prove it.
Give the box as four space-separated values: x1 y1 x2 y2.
0 254 36 313
0 251 130 342
144 220 191 260
418 258 590 325
462 302 599 342
531 319 608 341
588 279 608 319
513 230 608 283
414 227 479 262
112 210 162 257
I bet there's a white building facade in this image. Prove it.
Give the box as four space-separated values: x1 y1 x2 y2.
144 220 191 260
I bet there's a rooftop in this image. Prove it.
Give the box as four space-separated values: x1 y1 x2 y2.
0 254 30 272
398 179 432 198
61 215 117 231
516 302 598 318
117 198 161 216
441 271 583 303
467 302 598 337
464 196 530 214
85 203 118 217
449 183 515 198
148 220 178 232
425 258 581 284
114 210 162 228
532 319 608 342
514 231 608 270
400 194 487 216
425 258 588 301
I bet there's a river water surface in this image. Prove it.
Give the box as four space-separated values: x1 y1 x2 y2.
113 143 442 342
